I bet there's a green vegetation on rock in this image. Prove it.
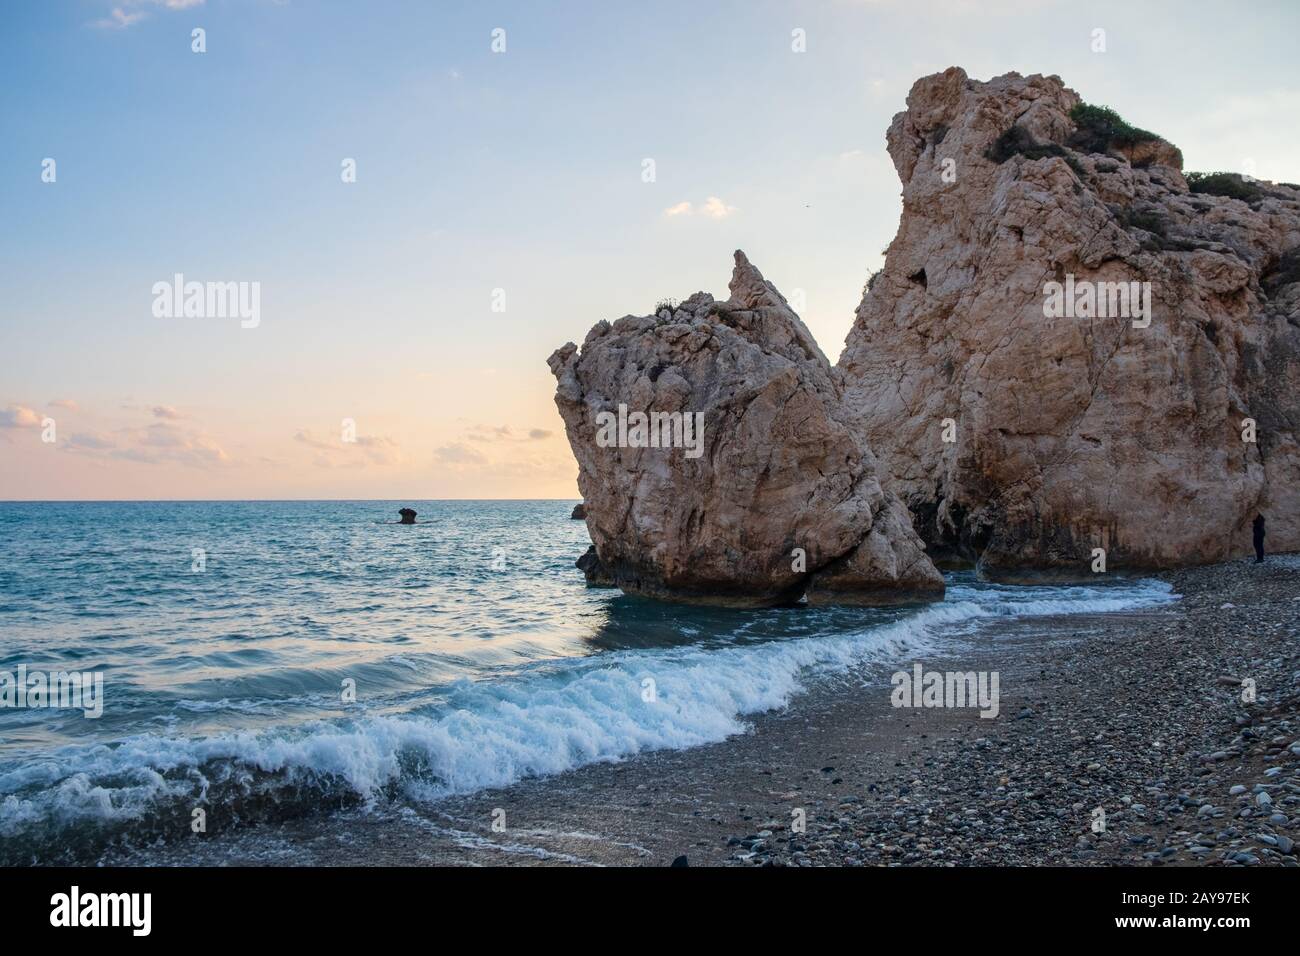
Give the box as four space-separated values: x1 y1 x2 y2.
1186 171 1264 203
1067 103 1162 154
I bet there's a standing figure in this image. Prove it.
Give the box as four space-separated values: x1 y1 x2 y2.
1253 514 1266 563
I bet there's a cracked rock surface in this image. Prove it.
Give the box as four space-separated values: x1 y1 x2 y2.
548 251 943 606
838 67 1300 580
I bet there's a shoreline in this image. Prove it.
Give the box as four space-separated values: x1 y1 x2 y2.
101 556 1299 867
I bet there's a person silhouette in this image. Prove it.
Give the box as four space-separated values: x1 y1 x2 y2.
1252 514 1265 563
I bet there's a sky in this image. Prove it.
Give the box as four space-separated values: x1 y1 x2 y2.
2 0 1298 500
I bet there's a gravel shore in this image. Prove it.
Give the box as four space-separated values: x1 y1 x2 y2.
735 556 1300 868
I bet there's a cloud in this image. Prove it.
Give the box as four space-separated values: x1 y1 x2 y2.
295 428 401 467
352 435 400 465
294 430 333 451
663 197 737 220
468 424 514 440
90 0 204 30
62 421 231 468
433 443 487 466
48 399 78 411
67 432 116 451
152 405 182 420
126 423 229 466
700 196 736 219
464 424 554 443
0 405 41 428
91 7 147 29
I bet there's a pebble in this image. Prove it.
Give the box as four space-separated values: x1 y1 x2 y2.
735 560 1299 870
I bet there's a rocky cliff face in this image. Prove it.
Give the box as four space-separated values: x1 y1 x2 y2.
838 68 1300 579
548 252 944 606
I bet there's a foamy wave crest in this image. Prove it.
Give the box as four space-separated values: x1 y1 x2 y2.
0 578 1174 862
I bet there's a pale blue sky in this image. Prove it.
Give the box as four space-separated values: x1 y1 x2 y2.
2 0 1297 498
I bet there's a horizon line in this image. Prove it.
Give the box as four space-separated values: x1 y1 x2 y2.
0 497 582 504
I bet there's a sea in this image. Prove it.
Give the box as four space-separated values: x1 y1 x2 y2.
0 500 1177 864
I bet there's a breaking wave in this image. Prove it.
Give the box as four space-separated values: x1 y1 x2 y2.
0 577 1175 864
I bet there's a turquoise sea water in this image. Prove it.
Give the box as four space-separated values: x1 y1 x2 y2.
0 500 1176 864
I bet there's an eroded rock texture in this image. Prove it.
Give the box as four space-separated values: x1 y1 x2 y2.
549 252 943 606
838 68 1300 579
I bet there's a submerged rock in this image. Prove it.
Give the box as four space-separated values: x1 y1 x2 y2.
548 251 943 607
398 508 417 525
838 67 1300 579
575 545 615 588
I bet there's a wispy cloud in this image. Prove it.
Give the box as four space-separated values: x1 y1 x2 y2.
67 432 116 451
91 8 147 30
90 0 205 31
63 421 231 468
0 405 41 428
464 424 554 443
433 442 487 466
295 428 401 467
663 196 737 220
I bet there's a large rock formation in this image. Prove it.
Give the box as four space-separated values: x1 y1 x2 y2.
548 252 944 606
838 68 1300 579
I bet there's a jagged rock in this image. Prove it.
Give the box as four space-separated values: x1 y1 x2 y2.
571 502 586 520
838 67 1300 579
576 545 615 587
397 508 417 525
549 251 943 606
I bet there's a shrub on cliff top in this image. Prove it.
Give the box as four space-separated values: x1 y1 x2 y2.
1067 103 1161 154
1186 171 1264 203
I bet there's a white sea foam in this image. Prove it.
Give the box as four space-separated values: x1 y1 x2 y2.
0 578 1175 840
